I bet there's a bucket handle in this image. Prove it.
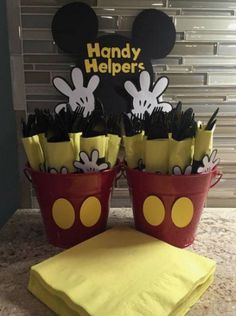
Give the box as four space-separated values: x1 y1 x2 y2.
24 168 32 183
210 169 222 189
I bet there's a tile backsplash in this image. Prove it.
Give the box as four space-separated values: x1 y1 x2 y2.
11 0 236 207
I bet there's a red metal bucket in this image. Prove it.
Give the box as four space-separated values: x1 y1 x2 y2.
25 166 119 248
126 167 222 248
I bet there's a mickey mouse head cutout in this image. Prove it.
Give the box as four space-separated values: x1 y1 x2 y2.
52 2 176 114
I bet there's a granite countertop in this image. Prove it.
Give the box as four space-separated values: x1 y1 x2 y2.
0 208 236 316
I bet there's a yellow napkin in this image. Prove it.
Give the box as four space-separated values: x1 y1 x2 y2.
69 132 82 160
28 228 215 316
80 136 106 159
38 133 47 159
46 140 75 173
169 138 194 174
123 133 144 168
144 139 169 174
22 135 44 171
194 128 213 161
105 134 121 168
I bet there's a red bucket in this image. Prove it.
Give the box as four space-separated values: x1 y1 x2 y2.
126 167 222 248
25 166 119 248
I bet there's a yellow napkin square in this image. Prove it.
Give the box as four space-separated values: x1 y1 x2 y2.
28 228 215 316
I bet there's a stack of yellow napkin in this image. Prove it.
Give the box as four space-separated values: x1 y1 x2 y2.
28 228 215 316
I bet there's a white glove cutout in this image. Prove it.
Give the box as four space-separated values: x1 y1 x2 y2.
197 150 220 174
74 150 109 173
49 167 68 174
124 71 172 118
53 67 100 116
173 165 192 176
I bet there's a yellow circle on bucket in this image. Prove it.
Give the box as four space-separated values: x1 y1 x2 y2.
143 196 165 226
80 196 101 227
171 197 194 228
52 198 75 229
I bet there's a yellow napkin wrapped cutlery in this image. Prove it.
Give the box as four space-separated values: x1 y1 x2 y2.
22 135 44 171
123 132 145 169
105 134 121 168
46 140 75 173
144 138 169 173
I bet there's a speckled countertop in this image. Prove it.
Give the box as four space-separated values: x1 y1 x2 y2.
0 208 236 316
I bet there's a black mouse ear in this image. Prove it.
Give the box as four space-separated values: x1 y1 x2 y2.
132 9 176 59
51 2 98 54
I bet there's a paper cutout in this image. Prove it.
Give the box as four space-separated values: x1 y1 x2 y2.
172 165 192 176
132 9 176 59
143 196 165 226
80 196 101 227
197 149 220 174
124 72 172 117
49 167 68 174
143 195 194 228
51 2 176 113
74 149 109 173
171 197 194 228
53 67 100 115
52 198 75 229
52 2 98 54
